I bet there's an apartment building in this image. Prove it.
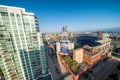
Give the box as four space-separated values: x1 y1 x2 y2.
0 5 47 80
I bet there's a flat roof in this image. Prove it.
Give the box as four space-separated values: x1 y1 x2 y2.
0 5 34 15
83 46 101 57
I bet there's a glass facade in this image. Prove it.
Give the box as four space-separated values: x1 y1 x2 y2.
0 5 47 80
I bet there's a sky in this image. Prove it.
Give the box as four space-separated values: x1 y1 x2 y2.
0 0 120 32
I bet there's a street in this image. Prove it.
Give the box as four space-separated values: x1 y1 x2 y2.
45 44 61 80
93 58 119 80
45 43 73 80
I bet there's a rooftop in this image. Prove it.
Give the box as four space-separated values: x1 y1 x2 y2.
0 5 34 15
0 5 25 11
83 45 101 57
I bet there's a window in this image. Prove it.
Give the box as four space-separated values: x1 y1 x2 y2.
0 7 7 12
5 26 10 29
3 22 10 25
1 12 8 16
0 21 2 25
22 41 25 44
17 18 21 21
10 13 14 16
16 14 20 17
18 23 22 26
21 37 24 40
12 22 16 25
15 34 19 37
20 34 24 36
24 23 29 26
14 30 18 33
11 18 15 21
17 45 21 48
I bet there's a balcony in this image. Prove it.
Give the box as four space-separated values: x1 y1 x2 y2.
5 38 11 41
32 44 38 46
9 73 17 79
0 50 4 53
4 62 14 66
28 46 33 49
30 33 37 36
1 55 6 58
31 37 37 40
8 70 16 75
33 47 39 49
0 27 6 31
6 68 12 72
31 40 38 43
0 46 2 50
0 42 5 46
3 58 12 62
4 50 8 53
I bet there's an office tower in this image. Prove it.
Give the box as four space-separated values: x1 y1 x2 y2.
97 31 103 39
61 26 69 40
0 5 47 80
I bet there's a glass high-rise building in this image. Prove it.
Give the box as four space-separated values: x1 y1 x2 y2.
0 5 47 80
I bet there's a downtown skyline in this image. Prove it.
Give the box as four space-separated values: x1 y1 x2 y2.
0 0 120 32
0 2 120 80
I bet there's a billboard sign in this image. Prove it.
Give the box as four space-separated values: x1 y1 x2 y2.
60 41 69 54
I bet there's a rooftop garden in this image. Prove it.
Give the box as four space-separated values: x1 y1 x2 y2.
63 56 80 75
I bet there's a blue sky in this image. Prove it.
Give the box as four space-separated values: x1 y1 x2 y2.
0 0 120 32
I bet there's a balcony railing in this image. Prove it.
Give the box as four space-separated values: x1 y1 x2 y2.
0 27 6 31
0 50 4 53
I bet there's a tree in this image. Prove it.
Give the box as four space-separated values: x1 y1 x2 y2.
0 68 3 75
63 55 80 74
71 64 78 74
